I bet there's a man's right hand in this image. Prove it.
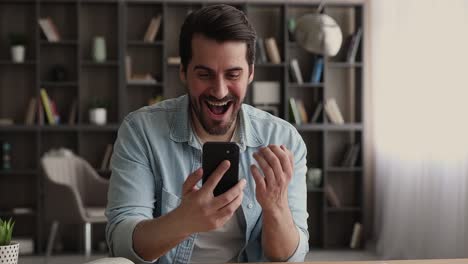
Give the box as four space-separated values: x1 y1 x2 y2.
175 160 246 234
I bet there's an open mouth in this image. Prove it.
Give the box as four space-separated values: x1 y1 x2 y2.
205 100 233 115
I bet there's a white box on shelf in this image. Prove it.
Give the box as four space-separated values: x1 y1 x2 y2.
252 81 280 105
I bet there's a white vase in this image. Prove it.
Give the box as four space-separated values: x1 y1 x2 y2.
89 108 107 125
0 242 19 264
11 46 25 63
92 36 106 63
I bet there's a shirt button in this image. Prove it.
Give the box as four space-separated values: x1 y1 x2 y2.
247 203 253 209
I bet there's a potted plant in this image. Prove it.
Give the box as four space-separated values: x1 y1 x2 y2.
89 98 109 125
8 33 27 63
0 218 18 264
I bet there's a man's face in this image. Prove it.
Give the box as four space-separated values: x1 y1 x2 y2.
180 34 254 135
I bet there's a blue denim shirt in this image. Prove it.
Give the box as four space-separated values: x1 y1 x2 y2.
106 95 309 263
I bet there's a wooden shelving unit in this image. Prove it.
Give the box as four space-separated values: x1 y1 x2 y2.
0 0 365 253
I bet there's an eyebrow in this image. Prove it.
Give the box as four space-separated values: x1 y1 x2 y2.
193 65 243 73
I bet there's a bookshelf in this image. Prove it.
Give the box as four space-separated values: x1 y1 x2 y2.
0 0 366 253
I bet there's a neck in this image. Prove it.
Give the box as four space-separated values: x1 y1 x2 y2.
190 110 237 144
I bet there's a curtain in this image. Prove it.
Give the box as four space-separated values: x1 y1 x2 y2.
370 0 468 259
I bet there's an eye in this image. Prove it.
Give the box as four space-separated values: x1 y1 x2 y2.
227 72 241 80
197 72 212 80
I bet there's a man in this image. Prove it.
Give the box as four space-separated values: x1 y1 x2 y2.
106 4 308 263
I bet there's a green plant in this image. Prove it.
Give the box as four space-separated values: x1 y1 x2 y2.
88 98 110 110
8 33 27 46
0 218 14 246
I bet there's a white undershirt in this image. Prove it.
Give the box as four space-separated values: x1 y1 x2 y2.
190 123 245 263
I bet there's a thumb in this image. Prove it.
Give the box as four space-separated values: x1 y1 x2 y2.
183 168 203 195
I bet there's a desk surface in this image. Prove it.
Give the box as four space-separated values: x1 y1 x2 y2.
256 260 468 264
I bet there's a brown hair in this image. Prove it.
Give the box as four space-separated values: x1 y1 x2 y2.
179 4 256 73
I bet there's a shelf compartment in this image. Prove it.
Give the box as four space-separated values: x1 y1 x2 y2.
0 130 38 170
0 2 37 61
80 2 119 62
326 131 362 168
80 67 119 124
39 1 78 41
126 2 163 42
40 46 78 83
40 130 78 156
325 212 362 248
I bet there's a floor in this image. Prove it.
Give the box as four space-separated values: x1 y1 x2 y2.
18 250 380 264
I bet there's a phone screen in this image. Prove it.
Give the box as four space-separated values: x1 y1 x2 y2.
202 142 240 196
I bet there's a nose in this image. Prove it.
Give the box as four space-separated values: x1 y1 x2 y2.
210 76 229 99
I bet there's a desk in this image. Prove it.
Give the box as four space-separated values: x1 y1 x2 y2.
256 260 468 264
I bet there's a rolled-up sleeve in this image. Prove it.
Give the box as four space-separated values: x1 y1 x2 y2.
105 117 158 264
285 130 309 262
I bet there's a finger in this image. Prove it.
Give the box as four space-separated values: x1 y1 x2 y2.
250 164 266 193
261 146 285 183
253 151 276 187
202 160 231 193
270 145 293 177
281 145 295 171
217 190 243 220
183 168 203 195
212 179 246 209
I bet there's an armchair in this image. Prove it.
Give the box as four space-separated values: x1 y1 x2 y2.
41 152 109 258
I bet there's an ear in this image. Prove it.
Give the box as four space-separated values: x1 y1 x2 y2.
248 65 255 84
179 65 186 84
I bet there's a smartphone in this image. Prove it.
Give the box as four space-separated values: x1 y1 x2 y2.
202 142 240 196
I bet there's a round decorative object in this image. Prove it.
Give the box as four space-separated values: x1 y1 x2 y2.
294 13 343 56
0 242 19 264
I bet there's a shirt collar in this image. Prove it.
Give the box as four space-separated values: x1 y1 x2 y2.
169 95 263 151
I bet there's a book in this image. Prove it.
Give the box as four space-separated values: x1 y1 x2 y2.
256 38 267 63
100 144 113 170
143 15 162 42
24 97 37 125
350 222 362 249
310 57 324 83
67 100 78 125
295 99 309 124
289 98 301 125
324 184 341 207
38 17 60 42
47 17 61 41
125 55 132 81
290 58 303 84
347 27 362 63
40 88 55 125
49 99 60 124
343 143 361 167
324 98 344 124
37 99 44 125
310 102 323 123
264 37 281 64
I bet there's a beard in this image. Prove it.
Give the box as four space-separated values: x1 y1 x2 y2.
188 92 242 135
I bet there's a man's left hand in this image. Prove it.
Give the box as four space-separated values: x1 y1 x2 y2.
250 145 294 213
